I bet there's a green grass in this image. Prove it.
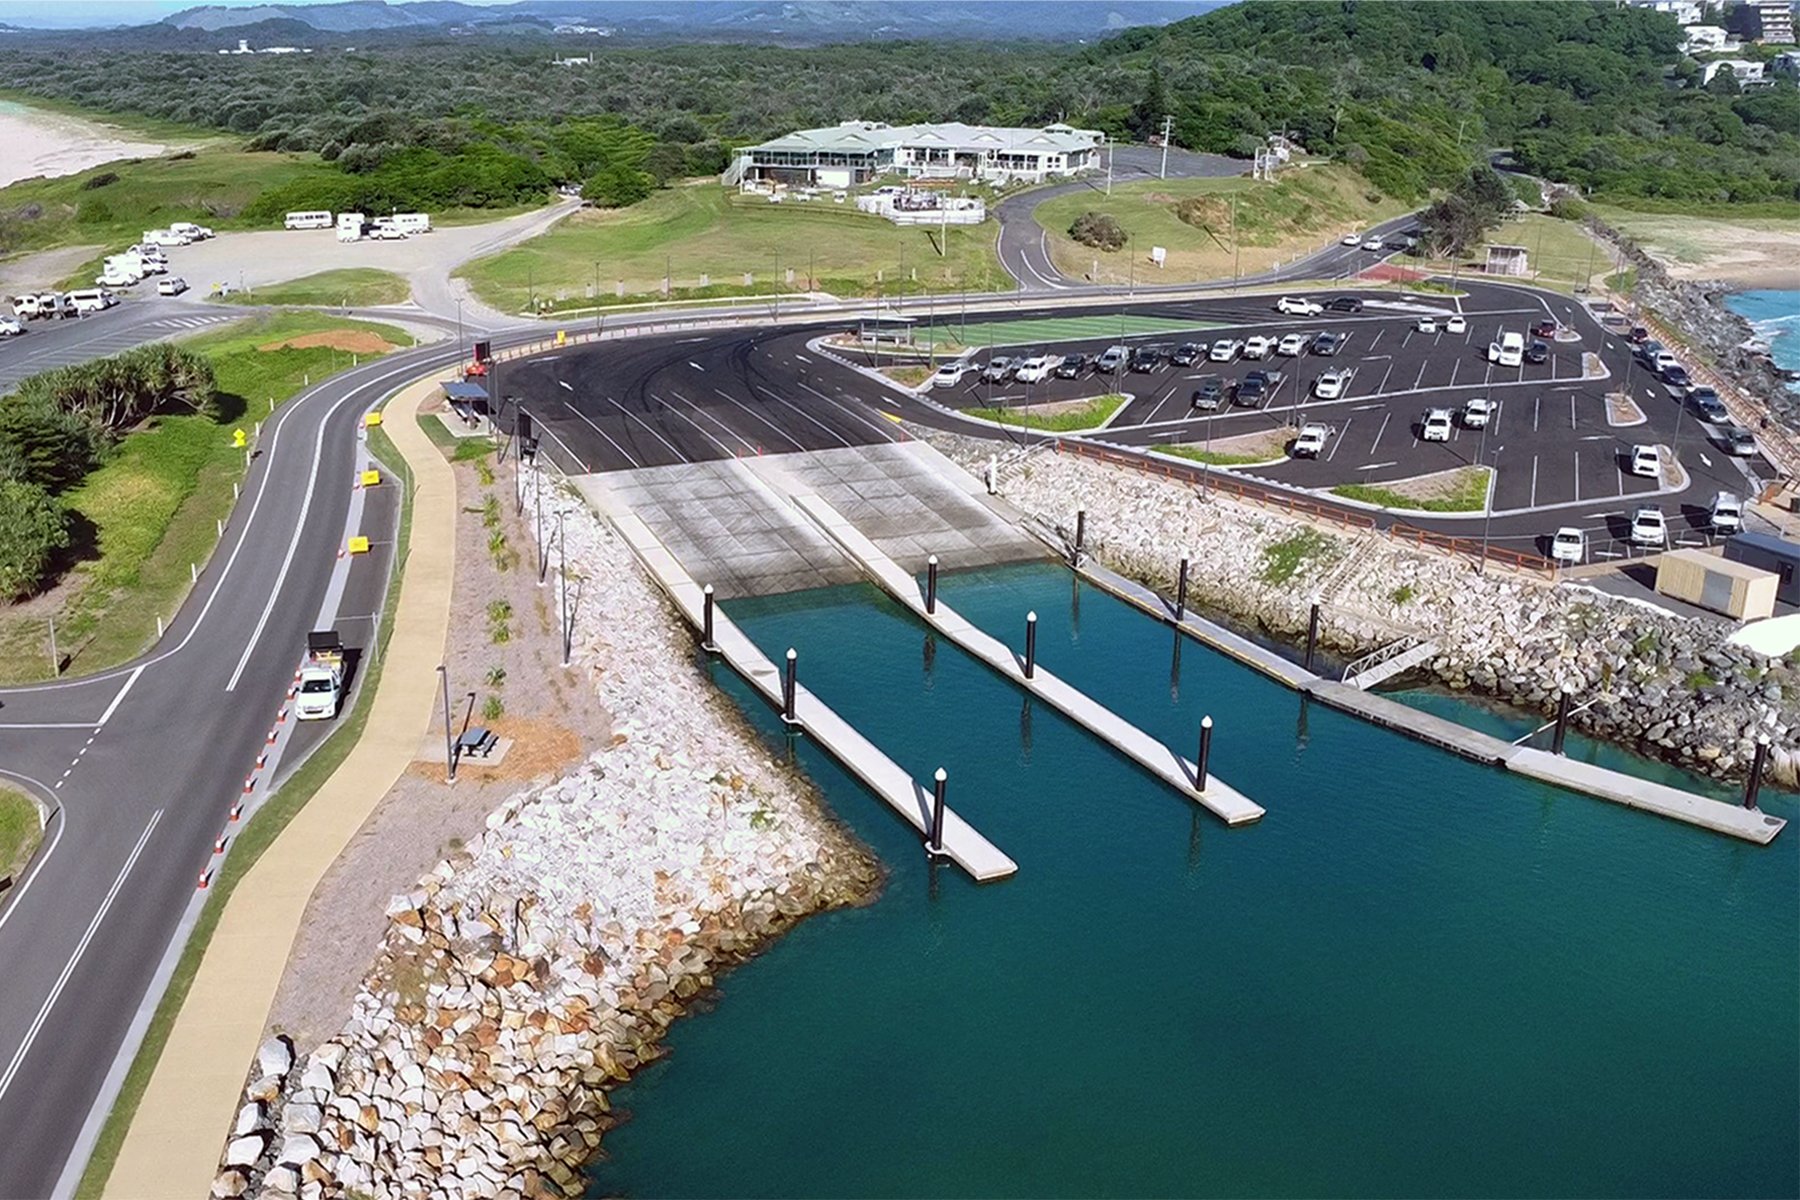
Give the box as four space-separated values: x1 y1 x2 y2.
0 313 413 683
77 415 414 1200
455 182 1012 314
220 268 411 308
964 393 1126 433
1035 164 1412 286
1685 670 1717 690
1259 529 1335 585
0 144 340 257
1153 442 1274 467
1472 212 1611 294
1333 468 1490 513
0 786 43 884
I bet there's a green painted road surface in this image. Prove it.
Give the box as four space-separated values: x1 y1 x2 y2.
918 313 1224 350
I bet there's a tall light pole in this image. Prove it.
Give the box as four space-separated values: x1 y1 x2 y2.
1159 114 1173 179
1479 443 1504 575
455 298 464 361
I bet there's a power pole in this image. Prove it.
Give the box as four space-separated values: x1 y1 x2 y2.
1107 136 1114 197
1159 114 1173 179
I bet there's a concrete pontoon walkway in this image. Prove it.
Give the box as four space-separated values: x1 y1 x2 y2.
793 494 1265 827
106 372 458 1197
603 507 1016 882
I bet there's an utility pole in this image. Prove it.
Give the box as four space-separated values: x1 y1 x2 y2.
1159 114 1173 179
1107 135 1114 197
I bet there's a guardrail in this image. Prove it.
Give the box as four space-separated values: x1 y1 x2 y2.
1388 522 1554 578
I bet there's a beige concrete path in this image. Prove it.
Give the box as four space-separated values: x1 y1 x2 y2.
104 371 457 1198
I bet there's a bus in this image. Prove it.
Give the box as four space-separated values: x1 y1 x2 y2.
284 210 334 230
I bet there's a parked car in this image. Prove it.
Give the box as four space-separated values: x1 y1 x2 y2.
1054 354 1090 380
1013 355 1059 384
1628 444 1661 478
1171 342 1203 367
1633 340 1665 366
1415 315 1439 334
932 360 974 387
1327 296 1364 313
1462 397 1494 428
1310 331 1340 356
1276 332 1308 357
0 315 22 337
1129 345 1167 372
1314 369 1352 400
1721 425 1758 456
1628 325 1650 343
156 276 189 297
1549 526 1586 566
1340 232 1362 246
1242 335 1276 360
1421 409 1454 442
1711 492 1744 534
1276 296 1323 316
1661 364 1692 389
1652 349 1680 374
1208 338 1243 363
1445 315 1467 334
1489 331 1525 367
1236 369 1279 408
1532 319 1559 339
1095 345 1128 374
66 288 118 314
1690 388 1729 422
1525 340 1550 365
1190 376 1226 410
1293 423 1329 457
980 356 1015 383
1629 506 1668 548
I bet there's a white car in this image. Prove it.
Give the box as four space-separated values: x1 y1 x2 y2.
96 270 140 288
1276 296 1323 316
1340 232 1362 246
1629 506 1667 548
931 360 973 387
1293 423 1329 457
1013 355 1060 384
0 316 22 337
1446 315 1467 334
1489 331 1525 367
371 224 407 240
1242 335 1275 360
1208 338 1243 363
156 276 189 297
1276 332 1308 357
1549 527 1586 566
1314 369 1352 400
1361 236 1385 252
1415 315 1438 334
1462 397 1494 428
1629 444 1661 478
1421 409 1454 442
1711 492 1743 533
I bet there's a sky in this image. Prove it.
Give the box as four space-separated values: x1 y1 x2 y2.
0 0 511 28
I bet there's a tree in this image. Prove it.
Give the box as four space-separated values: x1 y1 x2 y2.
1069 211 1128 251
1132 61 1169 142
0 478 71 601
583 162 655 208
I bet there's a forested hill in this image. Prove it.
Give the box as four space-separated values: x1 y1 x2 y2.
1095 0 1800 204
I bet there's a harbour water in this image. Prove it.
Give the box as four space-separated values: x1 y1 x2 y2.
586 562 1798 1198
1728 289 1800 394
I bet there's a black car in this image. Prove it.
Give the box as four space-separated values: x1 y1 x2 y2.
1171 342 1203 367
1054 353 1090 380
1628 325 1650 343
1327 296 1363 313
1235 370 1271 407
1722 425 1758 456
1525 340 1550 364
1129 345 1166 372
1310 331 1340 356
1661 364 1692 389
1634 340 1664 366
1190 375 1225 410
1688 386 1727 419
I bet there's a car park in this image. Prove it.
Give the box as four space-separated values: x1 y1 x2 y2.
1690 388 1728 422
1722 426 1757 456
1242 335 1275 360
981 356 1014 383
1095 345 1128 374
1361 236 1385 252
1421 409 1454 441
1549 527 1586 566
1711 492 1743 534
1661 364 1692 390
1276 296 1323 316
1525 340 1549 365
1445 315 1467 334
0 316 22 337
1462 397 1493 428
1314 369 1352 400
1171 342 1202 367
1327 296 1363 313
155 276 189 297
1190 376 1226 410
931 360 973 387
1310 331 1340 356
1130 345 1167 372
1629 507 1668 548
1014 355 1060 383
1235 369 1279 408
1628 444 1660 478
1293 423 1329 457
1208 338 1243 363
1415 315 1439 334
1276 332 1308 357
1054 354 1090 380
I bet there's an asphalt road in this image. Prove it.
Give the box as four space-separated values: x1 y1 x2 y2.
0 296 242 390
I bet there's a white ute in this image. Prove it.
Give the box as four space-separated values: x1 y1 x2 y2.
1550 527 1586 566
1710 492 1743 533
1293 423 1329 458
1629 507 1668 548
1629 444 1661 478
296 631 346 720
1421 409 1454 442
1242 335 1275 359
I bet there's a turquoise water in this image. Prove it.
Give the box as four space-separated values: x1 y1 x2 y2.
1728 289 1800 393
586 562 1798 1198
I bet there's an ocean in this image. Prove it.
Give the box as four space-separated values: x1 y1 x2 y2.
1728 289 1800 390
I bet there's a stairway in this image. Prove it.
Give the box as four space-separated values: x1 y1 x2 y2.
1342 638 1440 691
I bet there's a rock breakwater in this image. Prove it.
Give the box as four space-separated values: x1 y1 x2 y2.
215 471 878 1199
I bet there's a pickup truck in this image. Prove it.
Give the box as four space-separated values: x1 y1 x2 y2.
1293 423 1329 458
295 631 346 721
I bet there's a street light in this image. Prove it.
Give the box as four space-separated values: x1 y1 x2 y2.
455 298 464 362
1479 443 1504 575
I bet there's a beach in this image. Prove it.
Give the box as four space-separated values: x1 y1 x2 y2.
0 99 173 189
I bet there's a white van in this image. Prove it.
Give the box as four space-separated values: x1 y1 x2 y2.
66 288 118 314
285 210 334 230
12 294 44 319
143 228 190 247
33 292 72 319
336 212 366 242
1488 331 1524 368
390 212 431 234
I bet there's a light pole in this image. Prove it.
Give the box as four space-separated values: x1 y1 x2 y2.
1479 443 1504 575
455 298 464 361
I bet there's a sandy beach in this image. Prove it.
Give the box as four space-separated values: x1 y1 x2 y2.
1596 206 1800 289
0 100 174 189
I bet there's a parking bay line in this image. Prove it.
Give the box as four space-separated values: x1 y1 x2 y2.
1368 411 1391 455
1327 416 1353 461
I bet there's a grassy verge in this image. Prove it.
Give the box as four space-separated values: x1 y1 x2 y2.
1035 164 1412 286
1333 467 1490 513
219 268 411 308
1259 529 1337 585
0 313 413 683
964 393 1125 433
455 182 1011 314
0 786 43 885
881 365 933 387
75 410 420 1200
1154 442 1276 467
1589 204 1800 285
1472 212 1610 294
416 412 496 461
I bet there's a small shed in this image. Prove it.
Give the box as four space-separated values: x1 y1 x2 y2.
1484 244 1529 277
856 314 916 347
442 379 491 425
1655 548 1777 620
1724 531 1800 606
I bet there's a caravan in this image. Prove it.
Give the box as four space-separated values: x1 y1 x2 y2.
336 212 366 242
390 212 431 235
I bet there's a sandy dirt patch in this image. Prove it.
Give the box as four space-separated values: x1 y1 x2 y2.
0 244 103 298
1607 392 1646 427
1178 425 1296 457
258 329 395 354
1601 210 1800 287
1368 465 1490 504
0 104 184 190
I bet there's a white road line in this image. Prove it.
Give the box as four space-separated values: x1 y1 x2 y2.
0 774 62 939
708 386 807 451
650 391 742 458
1570 394 1577 430
1574 450 1582 502
0 722 99 730
1328 416 1353 461
1376 361 1393 394
689 361 706 372
97 666 143 727
752 385 854 447
561 401 645 469
0 809 161 1106
1530 456 1539 508
596 394 688 462
1413 361 1428 391
1534 395 1541 432
792 380 900 443
1357 461 1397 472
1368 412 1391 454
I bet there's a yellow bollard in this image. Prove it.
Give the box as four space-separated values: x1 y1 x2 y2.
363 411 383 428
555 329 567 346
360 469 381 487
347 536 371 554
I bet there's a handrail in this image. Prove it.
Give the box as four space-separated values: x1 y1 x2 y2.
1342 635 1420 683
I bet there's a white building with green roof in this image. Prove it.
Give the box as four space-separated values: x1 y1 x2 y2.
732 120 1104 188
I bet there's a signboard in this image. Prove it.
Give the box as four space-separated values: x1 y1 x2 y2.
1150 246 1167 268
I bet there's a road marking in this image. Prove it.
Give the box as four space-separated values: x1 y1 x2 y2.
97 666 143 727
689 361 706 372
0 809 161 1107
1327 416 1352 461
1357 461 1397 472
1450 360 1460 387
1534 395 1541 432
1368 412 1391 454
0 722 99 730
708 386 807 451
595 394 689 463
1574 450 1581 502
1376 360 1393 394
647 391 739 459
753 384 854 448
1530 456 1539 508
793 380 901 443
1570 394 1578 430
561 401 645 469
1413 361 1428 391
